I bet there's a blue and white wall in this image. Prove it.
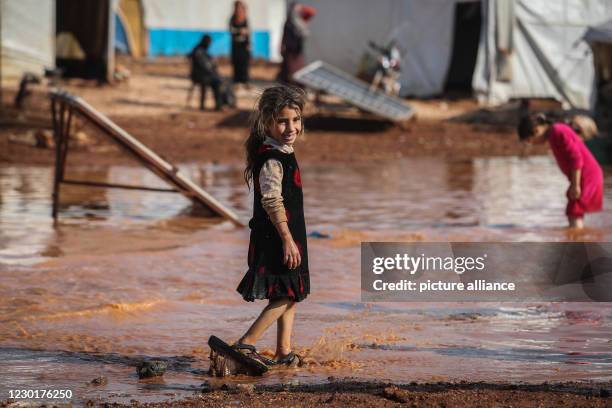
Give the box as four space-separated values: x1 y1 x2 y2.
142 0 286 61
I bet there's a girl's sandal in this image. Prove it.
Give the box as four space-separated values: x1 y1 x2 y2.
272 351 303 368
232 342 276 366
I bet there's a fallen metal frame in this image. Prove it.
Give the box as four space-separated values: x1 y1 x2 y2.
50 90 244 226
293 60 415 122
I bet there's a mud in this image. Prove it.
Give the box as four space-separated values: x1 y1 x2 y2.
73 380 611 407
0 57 548 168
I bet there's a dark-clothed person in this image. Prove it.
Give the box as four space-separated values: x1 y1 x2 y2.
189 35 233 110
230 1 250 84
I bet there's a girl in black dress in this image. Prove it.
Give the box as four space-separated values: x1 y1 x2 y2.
229 1 250 85
235 86 310 367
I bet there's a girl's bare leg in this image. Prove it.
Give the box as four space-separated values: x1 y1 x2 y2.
239 298 292 346
569 216 584 229
275 301 296 359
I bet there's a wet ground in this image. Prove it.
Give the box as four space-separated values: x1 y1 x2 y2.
1 156 611 405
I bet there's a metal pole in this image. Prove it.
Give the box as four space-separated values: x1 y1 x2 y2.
58 107 73 181
61 179 178 193
52 100 65 219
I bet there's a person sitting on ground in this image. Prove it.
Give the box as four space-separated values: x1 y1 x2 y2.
518 113 604 229
188 34 234 111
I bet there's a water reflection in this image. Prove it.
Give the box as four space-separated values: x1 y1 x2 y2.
1 157 612 265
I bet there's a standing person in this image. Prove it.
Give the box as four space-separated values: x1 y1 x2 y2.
229 1 251 88
518 113 604 229
234 85 310 367
278 3 316 85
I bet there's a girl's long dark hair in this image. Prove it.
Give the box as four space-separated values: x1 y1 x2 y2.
517 112 552 141
244 85 306 186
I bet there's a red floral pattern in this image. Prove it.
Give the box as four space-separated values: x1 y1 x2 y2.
293 168 302 188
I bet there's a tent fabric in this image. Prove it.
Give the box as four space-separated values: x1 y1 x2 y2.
141 0 285 60
304 0 612 109
115 13 130 54
303 0 464 97
0 0 55 80
584 19 612 44
118 0 147 57
473 0 612 110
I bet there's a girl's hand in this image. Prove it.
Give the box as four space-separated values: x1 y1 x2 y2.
567 184 581 200
283 238 301 269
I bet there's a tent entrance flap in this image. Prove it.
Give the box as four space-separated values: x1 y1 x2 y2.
49 90 244 226
56 0 114 81
445 1 482 91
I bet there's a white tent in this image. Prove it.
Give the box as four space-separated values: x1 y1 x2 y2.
304 0 464 97
0 0 55 81
473 0 612 110
302 0 612 110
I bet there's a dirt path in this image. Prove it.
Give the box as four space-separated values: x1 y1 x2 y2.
0 57 548 167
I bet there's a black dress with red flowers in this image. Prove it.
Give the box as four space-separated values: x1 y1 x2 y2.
236 145 310 302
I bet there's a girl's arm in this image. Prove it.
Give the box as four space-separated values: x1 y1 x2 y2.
259 159 301 269
569 169 582 200
274 221 301 270
551 126 583 200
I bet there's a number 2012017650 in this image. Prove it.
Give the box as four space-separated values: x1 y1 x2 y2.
9 389 73 399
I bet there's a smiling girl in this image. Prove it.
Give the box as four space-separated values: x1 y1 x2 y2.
234 86 309 367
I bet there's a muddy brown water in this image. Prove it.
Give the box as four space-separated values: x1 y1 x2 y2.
1 156 611 404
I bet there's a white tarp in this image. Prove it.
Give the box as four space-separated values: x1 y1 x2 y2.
584 19 612 44
141 0 286 61
303 0 612 109
303 0 463 97
0 0 55 80
473 0 612 109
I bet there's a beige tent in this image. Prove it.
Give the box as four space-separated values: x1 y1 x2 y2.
117 0 147 57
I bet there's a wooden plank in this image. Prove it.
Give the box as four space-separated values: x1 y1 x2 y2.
50 90 245 226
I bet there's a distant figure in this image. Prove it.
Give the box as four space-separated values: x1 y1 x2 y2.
188 34 234 111
278 3 316 85
229 1 251 87
518 113 604 229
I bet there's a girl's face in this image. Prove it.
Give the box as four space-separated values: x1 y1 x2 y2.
525 124 549 145
268 106 302 146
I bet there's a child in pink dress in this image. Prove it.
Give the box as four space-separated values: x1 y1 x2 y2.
518 113 604 229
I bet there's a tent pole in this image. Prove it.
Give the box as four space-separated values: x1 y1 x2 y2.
0 0 3 111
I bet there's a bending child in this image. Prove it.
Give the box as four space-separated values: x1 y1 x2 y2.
518 113 604 229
